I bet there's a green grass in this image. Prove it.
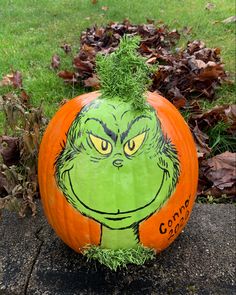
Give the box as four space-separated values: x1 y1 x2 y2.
0 0 235 118
83 244 155 271
207 121 236 155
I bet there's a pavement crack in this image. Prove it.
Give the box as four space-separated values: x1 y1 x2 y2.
24 226 44 295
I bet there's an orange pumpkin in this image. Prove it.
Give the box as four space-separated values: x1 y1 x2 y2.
38 90 198 253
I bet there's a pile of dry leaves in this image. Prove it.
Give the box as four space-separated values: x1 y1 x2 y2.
188 102 236 201
0 72 47 218
54 19 228 109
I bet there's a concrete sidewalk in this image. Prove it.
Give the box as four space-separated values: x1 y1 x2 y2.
0 203 235 295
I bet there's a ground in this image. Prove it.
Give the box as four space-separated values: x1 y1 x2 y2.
0 203 235 294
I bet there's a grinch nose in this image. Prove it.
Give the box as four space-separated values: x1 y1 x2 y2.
113 159 123 168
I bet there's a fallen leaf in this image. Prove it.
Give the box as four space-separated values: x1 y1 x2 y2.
0 74 12 87
205 2 216 10
194 125 211 157
197 62 225 80
168 87 187 109
84 74 100 89
73 56 94 77
1 71 23 89
189 104 236 131
222 16 236 24
58 70 76 83
202 151 236 192
20 90 30 104
13 71 23 88
146 56 157 64
0 171 8 196
51 54 61 69
101 6 109 11
60 43 72 54
0 136 20 167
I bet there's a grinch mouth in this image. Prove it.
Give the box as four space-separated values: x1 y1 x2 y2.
67 168 166 216
105 216 131 221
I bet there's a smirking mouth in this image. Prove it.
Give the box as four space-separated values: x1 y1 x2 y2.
66 168 167 220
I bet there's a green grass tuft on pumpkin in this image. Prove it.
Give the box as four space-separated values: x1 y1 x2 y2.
96 35 155 110
83 244 156 271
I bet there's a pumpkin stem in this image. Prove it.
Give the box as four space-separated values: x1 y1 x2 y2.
96 35 155 110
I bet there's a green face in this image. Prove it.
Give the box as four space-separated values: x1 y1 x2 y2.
55 98 180 230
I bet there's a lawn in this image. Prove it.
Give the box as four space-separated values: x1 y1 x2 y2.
0 0 235 118
0 0 235 272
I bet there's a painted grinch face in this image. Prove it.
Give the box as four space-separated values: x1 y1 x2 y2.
55 98 180 230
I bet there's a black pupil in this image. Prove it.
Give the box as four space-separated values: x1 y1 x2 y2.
128 140 135 151
101 140 108 151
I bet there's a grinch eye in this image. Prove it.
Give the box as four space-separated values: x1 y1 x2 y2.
124 132 146 156
89 134 112 155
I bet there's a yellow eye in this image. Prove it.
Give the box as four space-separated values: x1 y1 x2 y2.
89 134 112 155
124 132 146 156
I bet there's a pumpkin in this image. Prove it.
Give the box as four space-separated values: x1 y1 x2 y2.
38 37 198 265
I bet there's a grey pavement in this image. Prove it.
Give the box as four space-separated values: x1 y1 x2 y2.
0 203 235 295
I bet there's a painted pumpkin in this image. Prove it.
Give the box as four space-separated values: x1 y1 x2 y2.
38 37 198 255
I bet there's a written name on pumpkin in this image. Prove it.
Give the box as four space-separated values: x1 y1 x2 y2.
159 197 190 241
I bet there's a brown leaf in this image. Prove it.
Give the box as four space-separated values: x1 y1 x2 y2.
91 0 98 3
187 40 205 54
189 58 207 70
73 57 94 74
192 124 211 157
189 104 236 131
51 54 61 69
20 90 30 104
0 171 8 196
202 151 236 192
168 87 187 109
0 136 20 167
60 43 72 54
146 56 157 64
188 100 202 113
12 71 23 88
214 47 221 55
84 74 100 89
197 62 225 80
1 71 23 88
80 44 97 58
58 71 77 83
172 97 187 109
139 43 153 55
